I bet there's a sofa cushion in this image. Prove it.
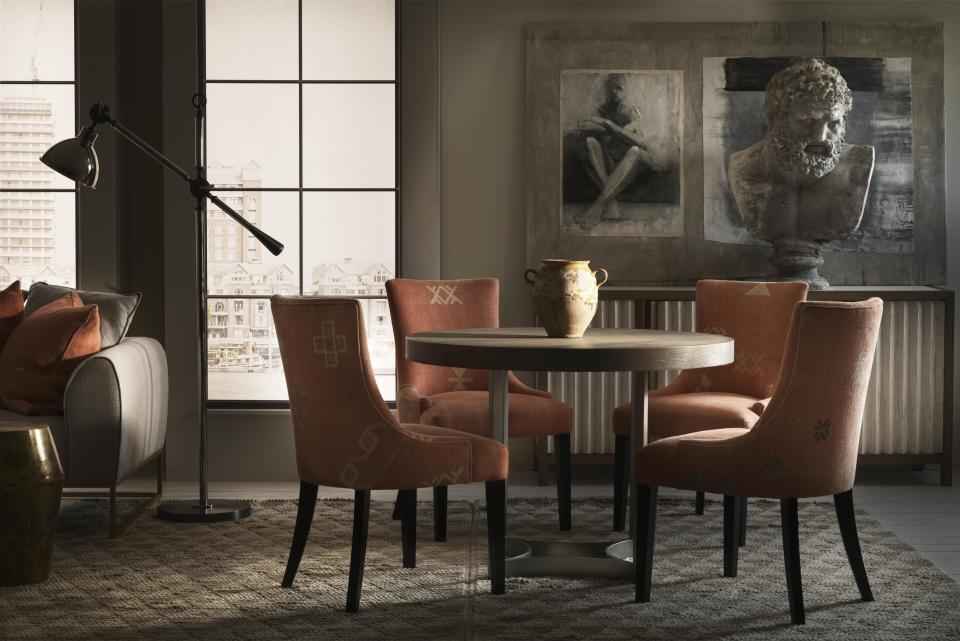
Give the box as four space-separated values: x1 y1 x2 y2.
0 292 101 414
0 280 24 353
24 282 139 349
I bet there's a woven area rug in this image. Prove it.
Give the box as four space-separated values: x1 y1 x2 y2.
2 497 958 641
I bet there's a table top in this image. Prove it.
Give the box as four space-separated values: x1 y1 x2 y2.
406 327 734 373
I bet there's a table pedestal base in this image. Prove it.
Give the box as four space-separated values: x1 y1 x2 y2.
505 538 633 579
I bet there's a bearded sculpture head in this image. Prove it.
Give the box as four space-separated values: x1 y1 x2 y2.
764 59 854 184
727 57 875 289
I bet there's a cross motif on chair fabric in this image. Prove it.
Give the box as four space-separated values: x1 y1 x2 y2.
428 467 466 487
733 352 763 376
814 419 831 442
702 326 727 336
744 283 771 296
339 422 394 487
449 367 473 391
426 285 463 305
312 320 347 368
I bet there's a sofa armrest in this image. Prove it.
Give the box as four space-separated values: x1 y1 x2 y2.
62 337 168 486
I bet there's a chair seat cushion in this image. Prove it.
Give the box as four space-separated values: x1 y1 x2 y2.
612 392 762 439
420 391 572 438
401 423 508 483
633 428 752 494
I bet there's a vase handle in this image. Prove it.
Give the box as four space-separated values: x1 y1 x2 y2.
594 268 609 287
524 268 539 286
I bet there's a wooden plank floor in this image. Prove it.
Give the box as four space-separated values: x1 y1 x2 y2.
155 466 960 583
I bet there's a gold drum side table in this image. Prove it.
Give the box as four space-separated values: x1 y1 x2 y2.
0 422 64 585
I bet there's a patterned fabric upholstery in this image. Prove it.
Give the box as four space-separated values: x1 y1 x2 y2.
271 296 508 490
613 280 808 437
634 299 883 499
386 278 572 437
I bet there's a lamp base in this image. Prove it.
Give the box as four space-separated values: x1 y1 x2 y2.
156 499 252 523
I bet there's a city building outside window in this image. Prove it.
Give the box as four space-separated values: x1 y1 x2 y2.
204 0 397 406
0 0 77 291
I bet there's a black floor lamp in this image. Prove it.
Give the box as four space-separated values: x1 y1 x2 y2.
40 95 284 522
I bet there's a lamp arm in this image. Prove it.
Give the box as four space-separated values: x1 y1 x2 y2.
206 192 285 256
109 119 193 183
89 104 284 257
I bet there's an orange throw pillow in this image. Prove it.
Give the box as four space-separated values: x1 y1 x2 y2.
0 292 101 415
0 280 24 353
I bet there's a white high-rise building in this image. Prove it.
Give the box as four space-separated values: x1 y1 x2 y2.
0 96 59 288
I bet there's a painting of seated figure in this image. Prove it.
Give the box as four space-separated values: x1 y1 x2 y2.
561 70 684 237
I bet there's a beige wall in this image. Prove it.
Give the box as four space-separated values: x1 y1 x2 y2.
161 1 960 481
429 0 960 466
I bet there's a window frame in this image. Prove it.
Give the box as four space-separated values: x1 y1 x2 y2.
204 0 401 411
0 0 80 291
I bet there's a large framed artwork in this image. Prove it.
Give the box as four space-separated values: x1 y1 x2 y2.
703 56 914 254
526 22 944 285
561 70 683 237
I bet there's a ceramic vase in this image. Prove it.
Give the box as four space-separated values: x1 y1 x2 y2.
525 259 608 338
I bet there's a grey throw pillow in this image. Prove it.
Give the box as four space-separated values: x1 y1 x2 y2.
24 283 141 349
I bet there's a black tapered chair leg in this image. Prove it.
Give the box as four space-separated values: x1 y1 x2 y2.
739 497 748 548
781 497 805 624
346 489 371 612
399 488 417 568
433 486 448 542
485 479 506 595
613 434 629 531
723 495 743 577
392 492 401 520
282 481 318 588
695 491 705 515
634 483 658 603
834 489 874 602
555 433 572 531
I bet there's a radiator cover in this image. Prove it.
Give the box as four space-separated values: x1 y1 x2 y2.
544 299 945 456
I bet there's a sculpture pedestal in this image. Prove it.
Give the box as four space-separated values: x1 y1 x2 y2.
769 240 830 290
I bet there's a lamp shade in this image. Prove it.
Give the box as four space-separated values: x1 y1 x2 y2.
40 129 99 188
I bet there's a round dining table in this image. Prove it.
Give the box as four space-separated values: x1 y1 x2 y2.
406 326 734 578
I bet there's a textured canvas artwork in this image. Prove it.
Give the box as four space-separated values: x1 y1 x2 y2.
561 70 683 237
703 56 914 254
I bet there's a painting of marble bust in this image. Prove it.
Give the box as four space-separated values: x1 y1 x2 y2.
703 56 913 255
561 70 683 237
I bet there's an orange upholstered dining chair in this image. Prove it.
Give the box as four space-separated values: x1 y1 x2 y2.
387 278 574 533
631 299 883 625
611 279 808 531
271 296 508 612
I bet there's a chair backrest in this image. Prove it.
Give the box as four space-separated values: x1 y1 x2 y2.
271 296 404 488
744 298 883 497
675 279 809 398
386 278 498 396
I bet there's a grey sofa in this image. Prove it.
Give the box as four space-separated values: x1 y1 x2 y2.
0 336 168 537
